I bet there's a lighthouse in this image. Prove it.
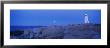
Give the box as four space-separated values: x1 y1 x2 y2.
84 13 89 24
83 13 90 31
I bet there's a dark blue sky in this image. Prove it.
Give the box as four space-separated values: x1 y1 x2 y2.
10 10 101 26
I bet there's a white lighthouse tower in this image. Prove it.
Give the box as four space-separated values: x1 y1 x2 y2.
84 13 89 24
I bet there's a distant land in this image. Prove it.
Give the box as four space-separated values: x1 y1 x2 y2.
10 26 47 32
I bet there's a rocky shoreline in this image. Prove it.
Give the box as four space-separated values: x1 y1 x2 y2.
10 24 101 39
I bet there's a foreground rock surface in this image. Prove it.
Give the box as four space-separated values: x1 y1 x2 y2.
10 24 101 39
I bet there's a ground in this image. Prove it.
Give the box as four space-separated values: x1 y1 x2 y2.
10 24 101 39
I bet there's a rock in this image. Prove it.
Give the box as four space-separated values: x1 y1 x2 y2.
40 25 64 39
23 29 34 39
10 24 101 39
